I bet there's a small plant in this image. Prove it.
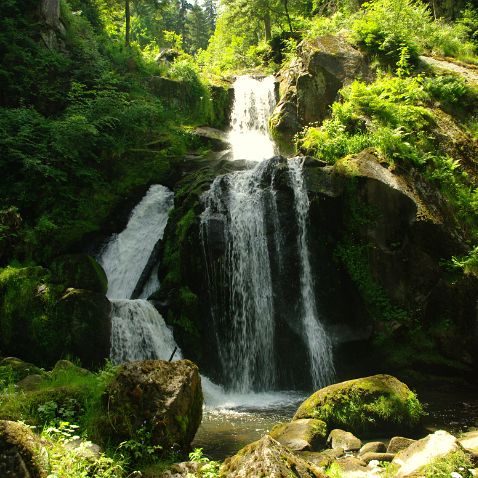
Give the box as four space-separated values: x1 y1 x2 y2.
424 450 473 478
117 426 162 465
189 448 221 478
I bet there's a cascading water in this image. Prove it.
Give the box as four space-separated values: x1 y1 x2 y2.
228 76 276 161
200 76 334 393
288 158 335 388
97 184 177 364
202 162 277 392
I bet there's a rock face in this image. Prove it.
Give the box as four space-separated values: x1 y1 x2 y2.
327 429 362 451
392 430 463 477
269 419 327 451
294 374 423 436
269 35 369 150
102 360 202 451
220 435 326 478
0 420 48 478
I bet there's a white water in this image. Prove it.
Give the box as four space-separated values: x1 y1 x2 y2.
110 299 181 364
228 76 276 161
98 184 174 300
202 162 277 392
289 158 335 387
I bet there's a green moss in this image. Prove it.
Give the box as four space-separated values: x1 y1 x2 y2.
424 450 473 478
294 374 424 437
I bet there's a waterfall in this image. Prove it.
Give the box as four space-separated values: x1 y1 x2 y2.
201 162 277 392
288 158 335 388
228 76 276 161
200 75 334 392
110 299 182 363
98 184 174 300
97 184 177 365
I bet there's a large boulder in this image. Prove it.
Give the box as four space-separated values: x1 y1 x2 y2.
293 374 423 436
270 35 369 151
0 357 45 384
101 360 202 451
219 434 326 477
50 254 108 294
392 430 464 477
269 418 327 451
0 420 48 478
0 266 111 368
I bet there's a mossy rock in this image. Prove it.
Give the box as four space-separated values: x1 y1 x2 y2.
100 359 203 451
0 358 45 383
0 420 48 478
51 289 111 368
50 254 108 294
270 418 327 451
293 374 424 437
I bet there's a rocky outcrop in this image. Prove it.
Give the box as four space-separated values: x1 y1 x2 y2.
392 430 464 477
101 360 202 451
220 435 326 477
39 0 65 50
0 420 48 478
293 374 423 437
269 419 327 451
270 35 369 151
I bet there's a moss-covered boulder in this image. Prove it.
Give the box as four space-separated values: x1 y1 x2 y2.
100 360 202 452
50 254 108 294
51 289 111 368
220 435 326 477
0 266 111 368
0 357 45 384
0 420 48 478
269 419 327 451
293 374 423 437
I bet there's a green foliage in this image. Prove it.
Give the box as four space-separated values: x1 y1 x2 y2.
189 448 221 478
452 246 478 276
117 426 163 465
424 450 473 478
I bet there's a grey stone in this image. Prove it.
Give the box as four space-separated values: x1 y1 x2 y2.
327 429 362 451
358 441 386 456
387 436 416 454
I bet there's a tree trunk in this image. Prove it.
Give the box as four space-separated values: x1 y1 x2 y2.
283 0 293 32
264 12 271 41
125 0 131 46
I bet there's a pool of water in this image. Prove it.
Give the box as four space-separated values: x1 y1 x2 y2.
193 378 478 461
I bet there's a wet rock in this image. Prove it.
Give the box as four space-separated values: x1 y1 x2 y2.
270 418 327 451
101 360 202 451
296 448 345 468
0 420 48 478
327 429 361 451
392 430 462 477
360 452 395 463
220 435 326 477
358 441 386 455
387 436 416 454
294 374 423 436
459 430 478 456
193 127 230 151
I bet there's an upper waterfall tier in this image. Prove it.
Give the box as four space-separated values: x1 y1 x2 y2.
98 185 174 299
228 76 277 161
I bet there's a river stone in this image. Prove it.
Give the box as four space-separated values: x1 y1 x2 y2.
296 448 345 468
334 456 373 478
387 436 416 454
0 420 48 478
392 430 462 477
360 452 395 463
159 461 201 478
358 441 386 456
64 438 102 462
327 429 362 451
220 435 326 477
459 430 478 456
102 359 202 451
270 418 327 451
294 374 423 436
